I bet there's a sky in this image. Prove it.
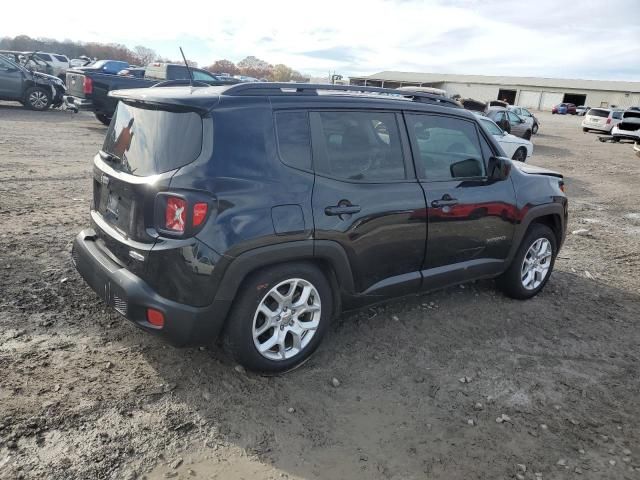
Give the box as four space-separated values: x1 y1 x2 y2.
3 0 639 81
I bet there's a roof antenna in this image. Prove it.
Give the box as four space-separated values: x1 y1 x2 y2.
179 47 194 87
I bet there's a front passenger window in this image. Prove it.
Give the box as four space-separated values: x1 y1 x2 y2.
406 114 485 181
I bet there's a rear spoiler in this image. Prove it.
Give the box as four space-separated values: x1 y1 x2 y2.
511 161 563 179
109 87 220 114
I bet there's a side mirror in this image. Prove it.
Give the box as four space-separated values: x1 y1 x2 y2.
450 158 483 178
487 156 510 181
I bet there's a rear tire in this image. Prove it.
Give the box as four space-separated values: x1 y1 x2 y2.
24 87 51 111
512 147 527 162
497 223 557 300
94 113 112 126
223 262 333 373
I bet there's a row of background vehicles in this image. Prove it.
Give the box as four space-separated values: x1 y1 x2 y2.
583 107 640 143
0 51 539 163
547 100 639 153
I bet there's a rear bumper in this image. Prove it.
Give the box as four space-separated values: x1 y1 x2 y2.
64 95 93 110
582 120 611 132
72 229 230 347
612 129 640 141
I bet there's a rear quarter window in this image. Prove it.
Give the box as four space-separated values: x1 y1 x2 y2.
275 111 312 170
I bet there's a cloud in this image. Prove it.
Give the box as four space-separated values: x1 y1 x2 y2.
2 0 639 80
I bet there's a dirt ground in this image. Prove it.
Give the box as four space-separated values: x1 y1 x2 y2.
1 103 639 480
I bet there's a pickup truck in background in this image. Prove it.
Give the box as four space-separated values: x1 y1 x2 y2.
65 62 241 125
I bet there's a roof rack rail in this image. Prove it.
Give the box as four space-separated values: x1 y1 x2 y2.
223 82 461 108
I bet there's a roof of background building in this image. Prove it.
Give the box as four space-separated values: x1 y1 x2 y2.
351 71 640 93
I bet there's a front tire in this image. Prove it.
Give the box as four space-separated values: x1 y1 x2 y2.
223 262 333 373
24 87 51 111
523 129 532 140
512 147 527 162
532 123 539 134
94 113 112 126
583 127 589 132
497 224 557 299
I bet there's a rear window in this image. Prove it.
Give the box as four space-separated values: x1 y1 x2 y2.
102 102 203 177
480 118 503 136
588 109 610 118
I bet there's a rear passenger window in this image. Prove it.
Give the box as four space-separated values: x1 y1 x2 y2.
275 111 312 170
406 114 486 181
312 111 406 181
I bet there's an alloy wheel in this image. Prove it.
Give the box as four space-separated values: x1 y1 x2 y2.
521 238 552 290
252 278 321 361
29 91 49 109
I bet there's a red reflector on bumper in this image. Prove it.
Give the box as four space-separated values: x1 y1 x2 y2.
146 308 165 328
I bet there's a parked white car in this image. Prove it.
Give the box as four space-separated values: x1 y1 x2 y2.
507 106 540 134
612 110 640 142
582 108 624 133
476 114 533 162
33 52 70 80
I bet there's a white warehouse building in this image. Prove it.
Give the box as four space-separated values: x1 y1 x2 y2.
349 72 640 111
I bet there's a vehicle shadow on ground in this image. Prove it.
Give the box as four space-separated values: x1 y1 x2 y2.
130 270 640 479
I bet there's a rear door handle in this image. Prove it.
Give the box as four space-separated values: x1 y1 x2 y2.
431 198 458 208
325 205 361 216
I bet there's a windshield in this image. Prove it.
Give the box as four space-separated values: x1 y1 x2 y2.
102 102 203 176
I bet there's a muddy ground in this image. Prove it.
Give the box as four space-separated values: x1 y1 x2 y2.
0 103 639 480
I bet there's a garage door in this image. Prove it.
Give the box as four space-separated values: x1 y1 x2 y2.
518 91 541 110
540 92 564 111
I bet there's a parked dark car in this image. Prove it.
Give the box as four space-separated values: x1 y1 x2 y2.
486 107 533 140
0 54 66 110
65 62 241 125
552 103 577 115
72 83 567 372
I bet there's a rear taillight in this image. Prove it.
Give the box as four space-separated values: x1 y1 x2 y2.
146 308 165 328
193 202 208 226
606 118 612 124
83 76 93 95
165 197 187 232
156 193 211 236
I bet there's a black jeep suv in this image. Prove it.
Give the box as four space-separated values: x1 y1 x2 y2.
72 83 567 372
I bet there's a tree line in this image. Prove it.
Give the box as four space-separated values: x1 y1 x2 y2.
0 35 308 82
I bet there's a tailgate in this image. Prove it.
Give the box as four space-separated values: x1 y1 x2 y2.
66 70 87 98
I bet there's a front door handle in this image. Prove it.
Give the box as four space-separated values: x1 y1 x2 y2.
431 198 458 208
325 204 361 216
